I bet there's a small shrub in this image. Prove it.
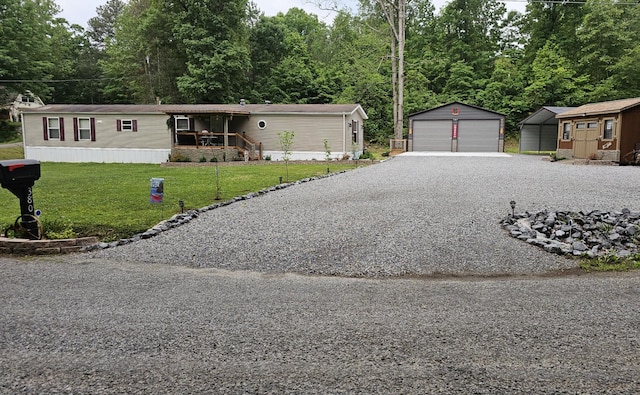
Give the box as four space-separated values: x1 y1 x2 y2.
199 156 207 163
580 253 640 272
42 219 78 240
381 151 390 157
359 150 374 160
169 153 191 162
264 155 271 161
210 156 218 162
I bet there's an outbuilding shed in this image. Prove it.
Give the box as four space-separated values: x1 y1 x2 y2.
518 106 574 153
555 97 640 164
408 102 505 153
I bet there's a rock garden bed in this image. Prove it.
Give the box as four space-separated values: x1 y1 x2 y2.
502 209 640 258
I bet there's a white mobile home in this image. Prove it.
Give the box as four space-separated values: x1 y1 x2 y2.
21 103 368 163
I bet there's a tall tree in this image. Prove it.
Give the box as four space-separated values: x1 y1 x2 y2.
86 0 126 50
0 0 60 99
172 0 252 103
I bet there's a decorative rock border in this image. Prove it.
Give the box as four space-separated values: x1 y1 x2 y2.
502 209 640 258
83 171 350 252
0 236 98 255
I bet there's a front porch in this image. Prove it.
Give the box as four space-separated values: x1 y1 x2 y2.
172 131 263 162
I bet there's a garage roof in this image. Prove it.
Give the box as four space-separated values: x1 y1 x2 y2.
556 98 640 119
520 106 574 126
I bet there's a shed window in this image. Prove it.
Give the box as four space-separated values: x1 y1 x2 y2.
576 123 586 129
562 122 571 140
604 119 614 140
587 121 598 129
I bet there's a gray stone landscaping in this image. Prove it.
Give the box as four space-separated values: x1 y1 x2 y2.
503 208 640 258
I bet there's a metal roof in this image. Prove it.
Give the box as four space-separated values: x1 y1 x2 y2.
408 101 506 118
22 103 368 119
556 98 640 119
520 106 575 126
22 104 166 114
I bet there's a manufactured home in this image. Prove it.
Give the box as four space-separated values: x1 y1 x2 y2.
20 103 367 163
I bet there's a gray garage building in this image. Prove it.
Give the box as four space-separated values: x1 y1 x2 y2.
518 106 574 153
408 102 506 152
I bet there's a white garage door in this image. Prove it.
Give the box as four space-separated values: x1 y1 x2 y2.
413 120 451 151
457 120 500 152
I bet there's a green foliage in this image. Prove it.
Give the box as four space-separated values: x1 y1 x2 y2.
41 218 78 240
0 120 21 143
278 130 295 161
0 162 358 241
323 139 331 161
0 144 23 160
580 253 640 272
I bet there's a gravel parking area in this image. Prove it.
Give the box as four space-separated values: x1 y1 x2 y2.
88 154 640 276
4 154 640 393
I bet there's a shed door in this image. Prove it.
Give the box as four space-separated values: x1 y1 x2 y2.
457 120 500 152
413 120 451 151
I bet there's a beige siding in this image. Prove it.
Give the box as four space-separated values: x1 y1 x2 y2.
23 113 172 150
238 112 366 154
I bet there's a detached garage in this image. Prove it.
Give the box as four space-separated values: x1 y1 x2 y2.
408 102 506 153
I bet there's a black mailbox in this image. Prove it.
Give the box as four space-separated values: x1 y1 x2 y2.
0 159 41 184
0 159 42 239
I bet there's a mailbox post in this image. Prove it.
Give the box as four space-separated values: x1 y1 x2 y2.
0 159 42 239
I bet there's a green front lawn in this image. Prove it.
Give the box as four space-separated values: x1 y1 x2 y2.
0 161 357 241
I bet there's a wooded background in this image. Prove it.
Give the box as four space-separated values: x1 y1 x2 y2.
1 0 639 143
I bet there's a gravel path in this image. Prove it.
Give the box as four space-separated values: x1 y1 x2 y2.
88 154 640 276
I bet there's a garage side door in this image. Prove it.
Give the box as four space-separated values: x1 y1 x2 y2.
458 120 500 152
412 120 451 151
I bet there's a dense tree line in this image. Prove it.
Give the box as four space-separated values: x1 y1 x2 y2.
1 0 640 143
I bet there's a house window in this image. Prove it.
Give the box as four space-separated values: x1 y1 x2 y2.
121 120 133 131
117 119 138 132
562 122 571 140
47 117 60 139
78 118 91 140
176 117 190 131
351 120 359 143
603 119 614 140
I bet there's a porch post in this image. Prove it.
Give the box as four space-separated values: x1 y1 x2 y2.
224 116 229 149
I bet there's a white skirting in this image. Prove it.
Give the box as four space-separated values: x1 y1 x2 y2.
24 146 171 164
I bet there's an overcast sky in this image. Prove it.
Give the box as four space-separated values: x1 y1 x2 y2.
56 0 356 27
56 0 525 28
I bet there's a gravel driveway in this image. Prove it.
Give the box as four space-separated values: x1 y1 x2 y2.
3 154 640 393
89 154 640 276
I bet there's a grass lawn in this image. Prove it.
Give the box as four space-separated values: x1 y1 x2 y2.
0 160 359 241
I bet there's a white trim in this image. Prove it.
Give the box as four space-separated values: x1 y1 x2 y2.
24 146 171 163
